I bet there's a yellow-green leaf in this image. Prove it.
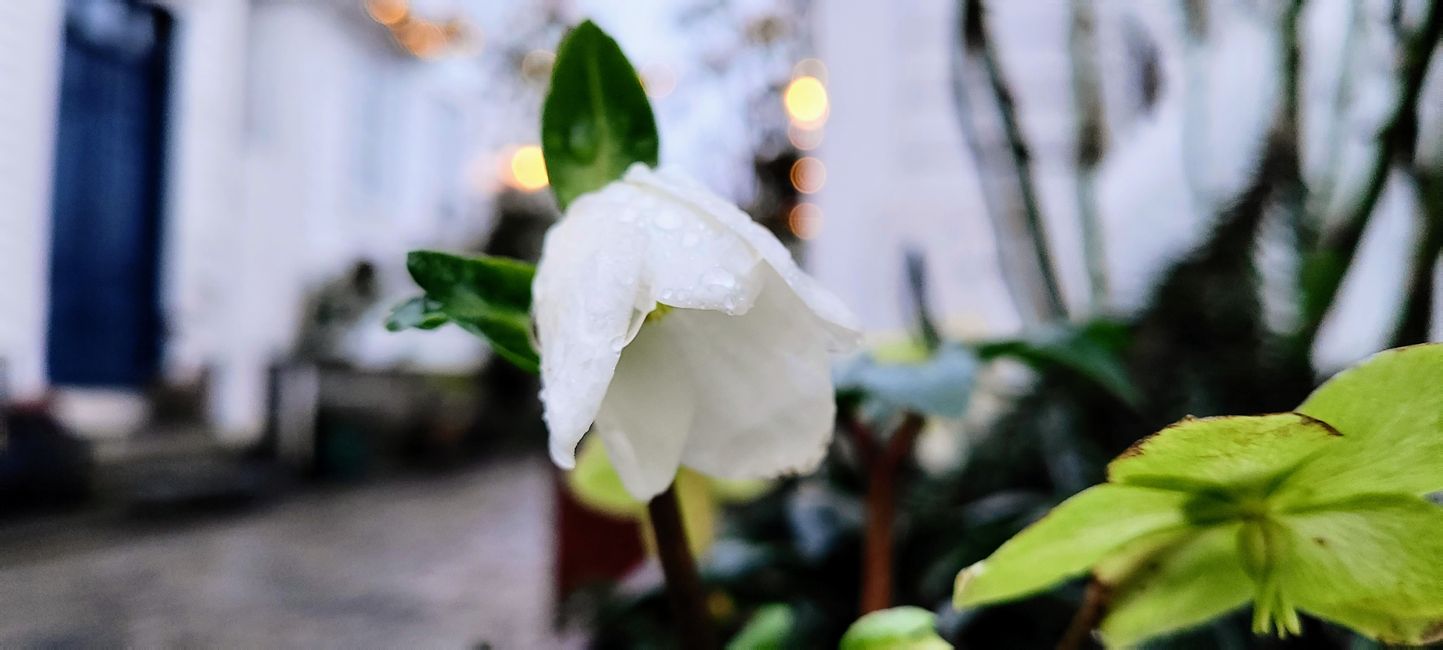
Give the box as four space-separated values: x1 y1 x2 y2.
953 485 1192 608
1107 414 1339 495
840 607 951 650
1278 494 1443 645
727 604 795 650
1098 524 1253 648
1281 344 1443 505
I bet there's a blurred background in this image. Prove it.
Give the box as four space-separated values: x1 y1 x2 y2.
0 0 1440 647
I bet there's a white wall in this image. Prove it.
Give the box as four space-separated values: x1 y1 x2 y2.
0 2 65 401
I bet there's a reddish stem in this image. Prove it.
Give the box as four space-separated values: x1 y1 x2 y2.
859 412 925 614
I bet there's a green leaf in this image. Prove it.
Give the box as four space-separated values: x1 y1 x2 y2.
541 20 659 209
727 604 795 650
1106 414 1339 495
834 342 978 418
384 295 449 331
953 484 1192 608
1280 344 1443 505
404 250 539 373
1097 524 1253 647
976 320 1139 407
1278 494 1443 645
840 607 951 650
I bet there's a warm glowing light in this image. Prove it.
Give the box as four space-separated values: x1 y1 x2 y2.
790 157 826 194
396 20 446 58
792 58 828 82
505 145 549 192
788 203 822 239
788 123 823 151
784 76 828 126
643 64 677 99
521 49 555 82
365 0 408 26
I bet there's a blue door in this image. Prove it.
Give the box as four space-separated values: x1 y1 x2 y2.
47 0 172 387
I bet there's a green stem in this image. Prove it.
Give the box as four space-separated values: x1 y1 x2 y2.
647 484 717 650
1069 0 1111 312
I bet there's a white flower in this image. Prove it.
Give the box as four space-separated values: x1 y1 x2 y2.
533 164 860 500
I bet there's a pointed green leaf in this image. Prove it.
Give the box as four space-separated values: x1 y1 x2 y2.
727 604 795 650
1281 344 1443 505
976 320 1139 407
953 485 1192 608
1097 524 1253 647
384 295 449 331
1277 494 1443 645
1107 414 1339 495
405 250 539 373
840 607 951 650
541 20 659 209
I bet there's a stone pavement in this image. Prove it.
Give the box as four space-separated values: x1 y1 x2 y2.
0 457 570 648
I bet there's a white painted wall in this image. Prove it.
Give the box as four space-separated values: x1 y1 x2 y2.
0 2 65 402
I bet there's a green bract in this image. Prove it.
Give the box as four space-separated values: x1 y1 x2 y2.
953 344 1443 647
386 251 539 373
839 607 952 650
541 20 659 210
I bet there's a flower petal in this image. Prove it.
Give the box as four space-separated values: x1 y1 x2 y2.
655 267 838 481
533 192 650 469
592 317 696 500
624 164 860 349
1097 525 1253 647
1277 494 1443 645
953 484 1193 608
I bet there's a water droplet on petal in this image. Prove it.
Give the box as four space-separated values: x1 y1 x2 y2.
655 210 681 230
702 269 736 289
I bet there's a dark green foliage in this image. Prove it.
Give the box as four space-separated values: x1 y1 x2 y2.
541 20 659 209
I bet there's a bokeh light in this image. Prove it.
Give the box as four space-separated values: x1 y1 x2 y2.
784 76 828 126
788 202 822 239
521 50 556 83
787 123 823 151
364 0 408 26
790 157 825 194
792 58 828 82
504 145 549 192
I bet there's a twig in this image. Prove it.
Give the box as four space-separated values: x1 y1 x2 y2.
1069 0 1111 312
859 412 925 614
951 0 1068 325
646 485 718 650
1057 579 1111 650
1298 0 1443 350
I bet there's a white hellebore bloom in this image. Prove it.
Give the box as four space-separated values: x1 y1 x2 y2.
534 164 861 500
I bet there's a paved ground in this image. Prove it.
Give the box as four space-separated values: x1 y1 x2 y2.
0 457 569 649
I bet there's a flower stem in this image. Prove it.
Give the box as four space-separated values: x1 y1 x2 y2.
859 412 924 614
646 484 717 650
1058 579 1110 650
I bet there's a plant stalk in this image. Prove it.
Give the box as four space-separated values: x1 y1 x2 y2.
1058 579 1110 650
859 412 925 614
647 485 717 650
